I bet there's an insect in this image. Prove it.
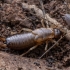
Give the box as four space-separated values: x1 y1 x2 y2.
0 27 61 56
0 0 62 57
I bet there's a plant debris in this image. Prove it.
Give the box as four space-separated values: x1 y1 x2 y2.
0 0 70 70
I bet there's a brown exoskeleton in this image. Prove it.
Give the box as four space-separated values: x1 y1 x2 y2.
0 27 61 56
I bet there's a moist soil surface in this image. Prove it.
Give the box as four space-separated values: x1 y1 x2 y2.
0 0 70 70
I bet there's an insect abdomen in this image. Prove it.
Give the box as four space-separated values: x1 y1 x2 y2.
6 33 35 50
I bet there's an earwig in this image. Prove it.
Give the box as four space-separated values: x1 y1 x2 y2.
0 28 60 51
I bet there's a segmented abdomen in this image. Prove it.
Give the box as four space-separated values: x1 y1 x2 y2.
6 33 35 50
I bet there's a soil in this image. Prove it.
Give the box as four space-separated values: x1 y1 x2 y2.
0 0 70 70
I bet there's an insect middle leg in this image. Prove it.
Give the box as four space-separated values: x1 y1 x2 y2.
45 39 59 51
45 41 49 51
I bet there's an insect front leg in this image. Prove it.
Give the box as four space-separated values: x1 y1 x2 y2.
20 45 38 57
51 39 59 46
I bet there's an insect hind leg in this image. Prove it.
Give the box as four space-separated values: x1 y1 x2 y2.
21 28 33 32
20 45 38 57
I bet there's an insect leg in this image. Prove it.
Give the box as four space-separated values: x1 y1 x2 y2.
20 45 38 57
45 40 59 51
39 35 65 59
22 28 33 32
45 41 48 51
22 28 38 35
51 39 59 45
